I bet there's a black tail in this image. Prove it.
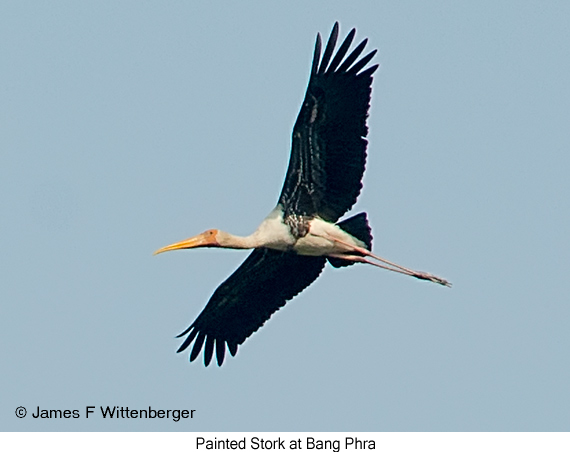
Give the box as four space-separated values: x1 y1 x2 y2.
327 212 373 268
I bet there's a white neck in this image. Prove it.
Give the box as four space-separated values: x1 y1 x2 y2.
216 230 261 249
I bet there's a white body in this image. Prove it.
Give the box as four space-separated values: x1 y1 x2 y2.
250 206 366 257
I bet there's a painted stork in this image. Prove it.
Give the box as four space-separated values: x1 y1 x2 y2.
155 23 450 366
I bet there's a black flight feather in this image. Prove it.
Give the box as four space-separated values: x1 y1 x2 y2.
317 22 339 74
278 24 378 222
326 28 356 74
177 249 326 366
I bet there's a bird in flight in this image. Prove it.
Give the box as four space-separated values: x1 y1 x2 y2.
155 23 450 366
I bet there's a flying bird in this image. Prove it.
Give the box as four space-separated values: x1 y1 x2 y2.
155 23 450 366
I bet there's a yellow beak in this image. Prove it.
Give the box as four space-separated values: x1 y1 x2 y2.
154 230 219 255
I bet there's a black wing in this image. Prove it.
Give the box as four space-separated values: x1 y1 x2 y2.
177 249 326 366
278 22 379 222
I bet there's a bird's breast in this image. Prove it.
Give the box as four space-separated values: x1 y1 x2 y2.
251 206 297 251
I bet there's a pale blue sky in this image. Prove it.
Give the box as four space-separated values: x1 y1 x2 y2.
2 1 569 431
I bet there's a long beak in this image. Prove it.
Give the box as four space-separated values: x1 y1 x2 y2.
154 230 218 255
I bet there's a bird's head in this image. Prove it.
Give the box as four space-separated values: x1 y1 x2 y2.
154 229 221 255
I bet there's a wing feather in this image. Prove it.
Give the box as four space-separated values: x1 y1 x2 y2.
317 22 339 74
216 339 226 366
311 34 322 76
190 331 206 362
204 336 215 366
326 28 356 74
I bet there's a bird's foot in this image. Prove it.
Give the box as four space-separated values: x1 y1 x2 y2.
412 272 452 287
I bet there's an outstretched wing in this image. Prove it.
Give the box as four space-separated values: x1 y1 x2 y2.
177 249 326 366
278 22 379 222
